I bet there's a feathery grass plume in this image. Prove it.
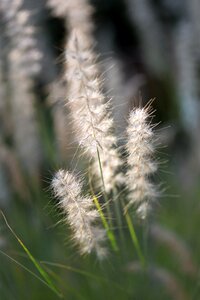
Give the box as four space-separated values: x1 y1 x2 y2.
66 31 113 156
126 104 158 218
52 169 107 259
150 224 197 277
47 0 124 192
66 29 124 192
1 0 42 177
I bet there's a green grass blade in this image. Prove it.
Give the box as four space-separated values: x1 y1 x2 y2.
0 249 55 290
88 170 118 252
93 195 118 252
41 261 131 295
0 211 63 298
124 210 145 267
96 147 112 220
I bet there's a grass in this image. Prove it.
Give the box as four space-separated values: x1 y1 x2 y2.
1 84 199 299
1 2 200 298
1 165 200 299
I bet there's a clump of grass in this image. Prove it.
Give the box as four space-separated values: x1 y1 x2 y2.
50 0 160 262
1 1 200 300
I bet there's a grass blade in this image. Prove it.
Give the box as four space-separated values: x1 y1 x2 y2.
0 211 63 298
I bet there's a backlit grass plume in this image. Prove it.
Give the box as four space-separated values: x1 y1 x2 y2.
48 0 123 192
66 29 123 192
66 30 113 155
52 169 107 259
126 105 158 218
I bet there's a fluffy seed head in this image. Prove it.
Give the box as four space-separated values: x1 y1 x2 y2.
52 170 107 258
66 29 124 192
126 106 158 218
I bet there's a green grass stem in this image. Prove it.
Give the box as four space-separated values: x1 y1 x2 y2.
93 195 118 252
123 208 145 267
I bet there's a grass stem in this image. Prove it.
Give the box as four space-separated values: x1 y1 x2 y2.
93 195 118 252
96 147 112 220
123 206 145 267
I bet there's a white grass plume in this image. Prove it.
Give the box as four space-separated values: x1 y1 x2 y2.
48 0 124 192
52 169 107 259
66 30 124 192
66 31 106 155
126 105 158 218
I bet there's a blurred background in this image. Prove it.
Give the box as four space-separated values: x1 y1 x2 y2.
0 0 200 299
